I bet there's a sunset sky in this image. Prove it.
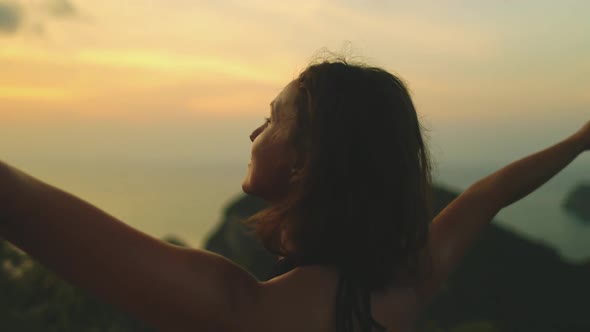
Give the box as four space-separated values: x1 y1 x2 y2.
1 0 589 165
1 0 589 250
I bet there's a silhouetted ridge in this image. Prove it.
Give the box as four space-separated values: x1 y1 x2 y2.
563 183 590 222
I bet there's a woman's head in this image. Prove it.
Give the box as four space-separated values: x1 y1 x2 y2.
243 58 433 289
241 80 301 202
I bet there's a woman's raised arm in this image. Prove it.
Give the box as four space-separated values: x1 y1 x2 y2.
0 162 261 331
417 121 589 306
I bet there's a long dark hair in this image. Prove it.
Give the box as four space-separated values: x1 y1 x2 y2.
243 58 433 331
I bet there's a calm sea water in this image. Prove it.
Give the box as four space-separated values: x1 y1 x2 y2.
436 162 590 263
14 158 590 263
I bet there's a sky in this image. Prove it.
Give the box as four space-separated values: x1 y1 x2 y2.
1 0 589 166
1 0 589 250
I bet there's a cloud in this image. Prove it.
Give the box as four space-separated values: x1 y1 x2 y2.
0 0 78 37
45 0 77 18
0 1 23 34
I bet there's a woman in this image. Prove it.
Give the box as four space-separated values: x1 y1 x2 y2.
0 59 588 332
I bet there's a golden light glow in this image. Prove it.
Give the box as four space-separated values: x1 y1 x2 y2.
75 49 284 83
0 0 588 121
0 86 71 100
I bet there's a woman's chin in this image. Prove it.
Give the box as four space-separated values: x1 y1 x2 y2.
241 173 285 203
241 177 260 197
242 180 274 203
241 178 253 194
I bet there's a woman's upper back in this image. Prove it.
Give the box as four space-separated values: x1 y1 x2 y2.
251 263 420 332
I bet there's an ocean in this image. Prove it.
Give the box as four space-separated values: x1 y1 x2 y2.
437 162 590 263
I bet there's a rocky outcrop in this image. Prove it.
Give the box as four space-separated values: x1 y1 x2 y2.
204 194 276 279
563 183 590 222
205 186 590 332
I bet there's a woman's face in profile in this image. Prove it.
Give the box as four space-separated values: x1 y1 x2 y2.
242 80 300 202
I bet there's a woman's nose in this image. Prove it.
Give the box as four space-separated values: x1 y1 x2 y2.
250 127 262 142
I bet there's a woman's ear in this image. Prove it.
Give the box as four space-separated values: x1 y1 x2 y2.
289 155 307 184
289 168 304 184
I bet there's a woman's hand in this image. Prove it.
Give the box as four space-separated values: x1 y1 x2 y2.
574 120 590 151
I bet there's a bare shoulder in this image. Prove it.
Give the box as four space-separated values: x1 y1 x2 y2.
260 264 340 296
243 265 419 332
251 265 339 332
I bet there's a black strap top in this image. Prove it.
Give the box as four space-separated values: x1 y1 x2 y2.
269 256 300 278
270 257 387 331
